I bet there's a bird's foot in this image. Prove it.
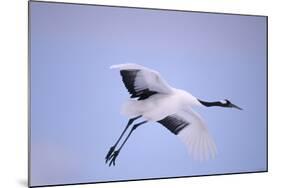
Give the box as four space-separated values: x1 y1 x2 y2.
105 146 116 163
108 150 120 167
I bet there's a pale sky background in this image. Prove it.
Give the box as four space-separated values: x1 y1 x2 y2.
30 1 267 187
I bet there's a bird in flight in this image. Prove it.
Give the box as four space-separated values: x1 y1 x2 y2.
105 63 242 166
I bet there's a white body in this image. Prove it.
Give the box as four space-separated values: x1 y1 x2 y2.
111 63 217 161
121 88 201 121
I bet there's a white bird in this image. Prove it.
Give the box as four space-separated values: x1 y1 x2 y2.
105 63 242 166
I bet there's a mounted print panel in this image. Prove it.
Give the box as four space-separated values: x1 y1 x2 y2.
29 1 268 187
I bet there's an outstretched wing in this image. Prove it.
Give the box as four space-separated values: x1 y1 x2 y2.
158 109 217 161
110 64 173 100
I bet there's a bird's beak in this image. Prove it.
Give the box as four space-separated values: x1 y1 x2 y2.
230 103 243 110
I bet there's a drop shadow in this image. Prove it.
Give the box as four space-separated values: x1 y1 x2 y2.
17 179 28 187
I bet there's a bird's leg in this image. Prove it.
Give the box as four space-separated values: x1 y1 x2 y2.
108 120 148 166
105 115 141 163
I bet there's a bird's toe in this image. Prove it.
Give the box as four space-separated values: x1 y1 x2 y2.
105 146 116 163
108 150 119 167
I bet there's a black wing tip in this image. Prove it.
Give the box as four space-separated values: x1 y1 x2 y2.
158 115 189 135
120 69 158 100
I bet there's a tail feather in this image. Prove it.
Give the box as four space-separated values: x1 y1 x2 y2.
121 100 142 118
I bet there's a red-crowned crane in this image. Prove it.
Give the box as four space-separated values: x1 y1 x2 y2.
105 64 242 166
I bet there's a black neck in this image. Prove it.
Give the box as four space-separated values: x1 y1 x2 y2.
198 99 227 108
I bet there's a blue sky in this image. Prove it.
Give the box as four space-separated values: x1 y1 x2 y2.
30 2 267 186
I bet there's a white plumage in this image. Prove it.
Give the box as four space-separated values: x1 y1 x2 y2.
110 63 217 161
110 64 173 94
